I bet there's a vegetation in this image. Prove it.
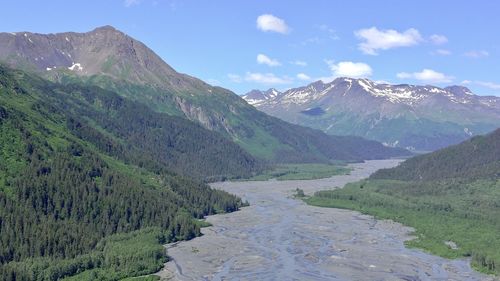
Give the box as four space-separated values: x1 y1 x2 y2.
371 129 500 182
0 65 246 280
32 68 266 181
294 188 305 198
66 73 411 164
306 129 500 275
1 226 168 281
245 163 351 181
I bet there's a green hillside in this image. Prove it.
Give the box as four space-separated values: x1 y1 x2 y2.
69 74 410 163
0 65 247 280
306 129 500 275
371 129 500 181
1 65 265 181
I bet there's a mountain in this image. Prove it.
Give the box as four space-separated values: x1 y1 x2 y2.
243 78 500 151
0 65 246 279
244 88 281 106
0 26 409 162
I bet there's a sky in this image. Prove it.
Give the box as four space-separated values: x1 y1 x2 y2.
2 0 500 96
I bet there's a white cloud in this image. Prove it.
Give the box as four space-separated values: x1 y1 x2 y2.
327 61 373 78
475 81 500 90
317 24 340 40
397 69 454 83
296 73 311 81
244 72 292 84
301 37 321 45
256 14 290 34
433 49 452 56
257 54 281 67
227 73 242 83
396 72 412 79
464 50 489 58
124 0 141 7
290 60 307 66
460 80 500 92
355 27 423 55
374 80 392 84
430 34 448 45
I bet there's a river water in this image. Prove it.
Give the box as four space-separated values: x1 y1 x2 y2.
156 159 493 281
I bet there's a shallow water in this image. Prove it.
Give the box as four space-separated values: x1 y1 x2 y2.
157 159 494 281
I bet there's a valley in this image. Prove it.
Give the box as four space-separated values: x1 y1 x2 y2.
156 160 493 281
1 4 499 280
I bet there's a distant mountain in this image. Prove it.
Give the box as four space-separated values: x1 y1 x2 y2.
0 26 409 162
244 88 280 106
243 78 500 151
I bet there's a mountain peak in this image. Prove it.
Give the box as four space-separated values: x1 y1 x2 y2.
242 88 281 105
0 26 198 90
92 25 118 32
445 85 473 96
266 88 281 97
90 25 125 36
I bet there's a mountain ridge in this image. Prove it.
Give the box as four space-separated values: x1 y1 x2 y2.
243 77 500 150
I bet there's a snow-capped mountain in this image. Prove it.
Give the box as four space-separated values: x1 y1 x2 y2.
243 78 500 151
243 88 281 106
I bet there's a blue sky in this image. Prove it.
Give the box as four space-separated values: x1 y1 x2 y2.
2 0 500 95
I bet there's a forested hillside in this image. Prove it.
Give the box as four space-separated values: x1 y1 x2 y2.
307 129 500 275
0 65 265 181
371 129 500 181
0 65 247 280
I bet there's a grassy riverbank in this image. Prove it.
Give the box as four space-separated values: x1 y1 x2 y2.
245 163 351 181
305 179 500 275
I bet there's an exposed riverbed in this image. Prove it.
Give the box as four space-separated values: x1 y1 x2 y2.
156 159 494 281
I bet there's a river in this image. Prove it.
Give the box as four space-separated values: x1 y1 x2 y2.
156 159 493 281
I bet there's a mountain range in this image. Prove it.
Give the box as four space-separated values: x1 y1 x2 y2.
243 78 500 151
0 26 408 162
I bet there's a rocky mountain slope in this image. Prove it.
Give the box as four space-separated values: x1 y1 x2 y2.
0 26 409 162
244 78 500 151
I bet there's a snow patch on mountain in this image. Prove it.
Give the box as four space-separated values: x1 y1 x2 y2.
244 77 496 108
68 63 83 71
243 88 282 106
